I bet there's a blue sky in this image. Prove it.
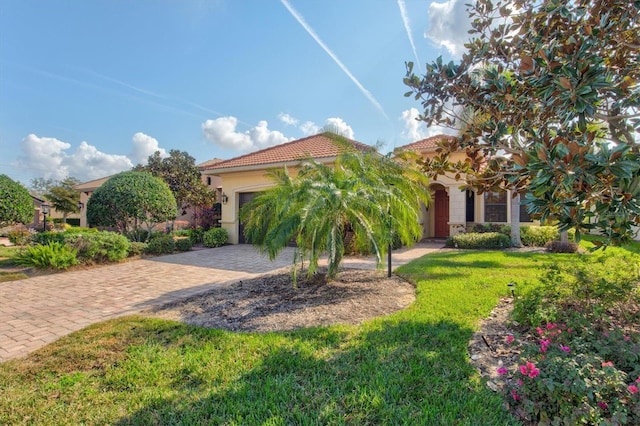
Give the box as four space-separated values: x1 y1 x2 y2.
0 0 470 185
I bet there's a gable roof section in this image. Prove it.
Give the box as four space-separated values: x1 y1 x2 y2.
397 134 456 152
204 132 373 173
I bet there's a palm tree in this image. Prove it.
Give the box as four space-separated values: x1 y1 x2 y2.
240 144 430 283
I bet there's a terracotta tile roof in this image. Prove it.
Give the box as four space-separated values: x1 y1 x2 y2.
396 134 456 152
204 132 373 171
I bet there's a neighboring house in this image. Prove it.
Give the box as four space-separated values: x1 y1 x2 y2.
396 135 534 239
75 175 113 228
31 195 79 228
201 132 372 244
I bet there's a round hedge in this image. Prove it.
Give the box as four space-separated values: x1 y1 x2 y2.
0 174 33 226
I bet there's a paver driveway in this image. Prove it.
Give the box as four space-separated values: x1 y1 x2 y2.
0 242 443 362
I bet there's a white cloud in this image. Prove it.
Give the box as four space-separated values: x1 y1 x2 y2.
202 116 293 151
278 112 299 126
322 117 354 139
300 121 320 136
425 0 472 57
16 134 133 182
400 108 454 140
130 132 167 165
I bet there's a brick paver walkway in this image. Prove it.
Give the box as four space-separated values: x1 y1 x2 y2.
0 242 443 362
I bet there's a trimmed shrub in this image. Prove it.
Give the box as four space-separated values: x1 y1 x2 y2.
188 227 205 245
472 223 511 235
546 240 579 253
447 232 511 249
145 234 175 255
128 242 148 257
13 242 78 270
203 228 228 248
65 231 130 264
520 226 559 247
8 229 32 246
32 231 67 245
174 237 193 252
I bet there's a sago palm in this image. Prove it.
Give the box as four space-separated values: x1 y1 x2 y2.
240 143 430 282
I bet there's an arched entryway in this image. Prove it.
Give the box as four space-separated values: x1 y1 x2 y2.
432 185 450 238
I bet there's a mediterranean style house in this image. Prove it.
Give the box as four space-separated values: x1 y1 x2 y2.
396 135 533 239
75 131 535 242
201 132 534 244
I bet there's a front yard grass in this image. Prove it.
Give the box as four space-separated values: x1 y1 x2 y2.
0 246 28 282
0 249 576 424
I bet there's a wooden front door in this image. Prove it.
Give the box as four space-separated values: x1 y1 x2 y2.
434 189 450 237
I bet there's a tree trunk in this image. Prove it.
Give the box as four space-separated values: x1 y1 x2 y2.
510 192 523 247
560 230 569 243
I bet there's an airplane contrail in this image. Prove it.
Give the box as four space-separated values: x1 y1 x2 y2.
280 0 389 120
397 0 422 73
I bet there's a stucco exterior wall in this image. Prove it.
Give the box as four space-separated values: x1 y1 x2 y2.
217 167 302 244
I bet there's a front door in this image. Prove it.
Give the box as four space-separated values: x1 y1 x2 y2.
238 192 257 244
434 189 450 238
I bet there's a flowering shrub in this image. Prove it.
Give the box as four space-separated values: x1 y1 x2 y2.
500 249 640 424
501 323 640 424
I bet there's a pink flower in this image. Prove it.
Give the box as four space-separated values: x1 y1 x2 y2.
602 361 614 368
505 335 515 344
519 362 540 378
559 345 570 353
517 379 524 386
636 377 640 383
540 339 551 353
624 335 631 341
628 385 638 394
511 389 520 401
546 323 557 330
497 367 508 375
536 327 544 336
598 401 608 410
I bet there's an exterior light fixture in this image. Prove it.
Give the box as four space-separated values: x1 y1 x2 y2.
41 202 50 232
77 201 84 210
221 193 229 205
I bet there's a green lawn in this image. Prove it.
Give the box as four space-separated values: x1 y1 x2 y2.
0 249 580 425
0 245 28 282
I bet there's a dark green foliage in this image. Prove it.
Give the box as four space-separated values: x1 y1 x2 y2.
472 223 511 235
7 229 31 246
0 175 33 226
31 231 66 245
13 242 78 270
145 234 175 255
135 150 216 216
202 228 227 248
87 171 176 240
446 232 511 249
65 231 130 264
188 227 204 244
174 237 192 252
127 242 148 257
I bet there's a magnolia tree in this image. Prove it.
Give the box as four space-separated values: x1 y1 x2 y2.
87 171 176 240
404 0 640 244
